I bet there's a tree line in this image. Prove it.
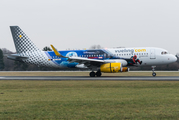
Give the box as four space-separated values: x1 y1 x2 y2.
0 47 179 71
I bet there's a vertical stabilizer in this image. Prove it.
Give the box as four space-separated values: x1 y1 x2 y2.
9 26 58 68
10 26 40 53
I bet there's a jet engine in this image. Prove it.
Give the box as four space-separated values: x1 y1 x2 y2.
100 63 129 73
100 63 121 73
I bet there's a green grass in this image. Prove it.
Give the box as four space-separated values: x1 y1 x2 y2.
1 80 179 119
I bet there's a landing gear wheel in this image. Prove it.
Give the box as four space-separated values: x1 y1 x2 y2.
96 71 102 77
151 66 157 77
152 72 156 77
90 72 95 77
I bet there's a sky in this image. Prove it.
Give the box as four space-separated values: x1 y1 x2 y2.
0 0 179 54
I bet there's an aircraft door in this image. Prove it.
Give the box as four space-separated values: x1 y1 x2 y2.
150 49 156 59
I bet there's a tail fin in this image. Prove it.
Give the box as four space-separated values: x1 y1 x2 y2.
10 26 40 53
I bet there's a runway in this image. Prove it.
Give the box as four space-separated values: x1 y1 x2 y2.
0 76 179 81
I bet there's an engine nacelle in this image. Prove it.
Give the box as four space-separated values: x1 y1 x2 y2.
100 63 129 73
100 63 122 73
122 67 129 72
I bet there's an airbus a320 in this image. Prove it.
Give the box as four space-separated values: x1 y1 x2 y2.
8 26 177 77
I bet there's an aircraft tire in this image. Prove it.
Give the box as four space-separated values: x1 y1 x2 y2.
96 71 102 77
152 72 156 77
90 72 96 77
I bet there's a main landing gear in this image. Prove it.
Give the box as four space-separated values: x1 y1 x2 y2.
151 66 156 77
89 71 102 77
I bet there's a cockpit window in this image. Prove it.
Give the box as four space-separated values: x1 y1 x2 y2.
161 51 168 55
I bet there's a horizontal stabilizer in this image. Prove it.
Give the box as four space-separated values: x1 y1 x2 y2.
7 54 29 61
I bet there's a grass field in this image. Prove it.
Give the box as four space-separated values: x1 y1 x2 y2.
1 78 179 119
0 71 179 119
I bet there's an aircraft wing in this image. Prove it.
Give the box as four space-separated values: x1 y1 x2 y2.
50 45 105 67
68 57 105 67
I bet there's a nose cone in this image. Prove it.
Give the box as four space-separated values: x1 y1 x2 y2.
172 55 177 62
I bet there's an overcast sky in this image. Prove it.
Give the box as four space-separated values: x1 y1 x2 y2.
0 0 179 54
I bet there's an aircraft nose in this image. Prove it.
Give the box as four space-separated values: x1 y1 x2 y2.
172 55 177 62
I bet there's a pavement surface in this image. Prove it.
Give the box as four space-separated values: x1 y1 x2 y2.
0 76 179 81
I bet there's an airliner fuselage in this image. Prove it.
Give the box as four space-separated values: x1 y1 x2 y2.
41 47 177 67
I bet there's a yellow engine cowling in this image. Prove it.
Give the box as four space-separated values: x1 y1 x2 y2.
100 63 122 73
100 63 129 73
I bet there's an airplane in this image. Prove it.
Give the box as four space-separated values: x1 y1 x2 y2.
7 26 177 77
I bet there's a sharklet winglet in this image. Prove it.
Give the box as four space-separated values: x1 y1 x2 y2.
50 45 67 58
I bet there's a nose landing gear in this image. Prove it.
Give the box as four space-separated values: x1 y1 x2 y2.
152 72 156 77
151 66 156 77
